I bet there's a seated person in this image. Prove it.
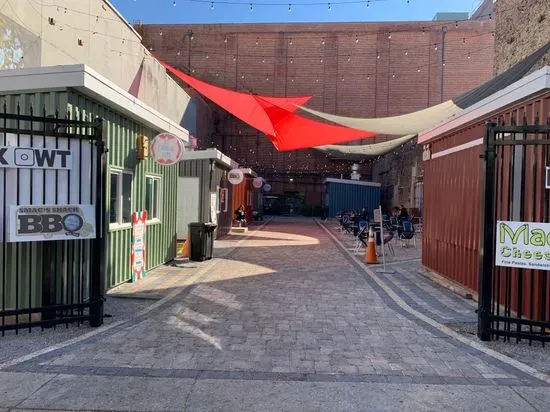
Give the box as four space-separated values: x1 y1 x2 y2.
234 205 247 227
399 205 409 221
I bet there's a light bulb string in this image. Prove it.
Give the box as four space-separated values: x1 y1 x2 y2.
166 31 491 60
30 0 503 41
139 44 492 84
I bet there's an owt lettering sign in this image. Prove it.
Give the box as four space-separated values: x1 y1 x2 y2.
228 168 244 185
0 145 72 169
8 205 96 242
150 133 184 165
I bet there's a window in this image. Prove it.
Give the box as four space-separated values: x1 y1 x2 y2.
110 170 133 226
145 175 161 221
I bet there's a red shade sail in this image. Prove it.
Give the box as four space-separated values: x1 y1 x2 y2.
159 60 377 151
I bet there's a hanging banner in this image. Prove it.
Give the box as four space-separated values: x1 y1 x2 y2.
7 204 96 242
228 168 244 185
0 145 72 170
263 183 272 192
150 132 184 165
219 187 228 213
131 211 147 282
253 177 263 189
210 192 218 224
496 221 550 270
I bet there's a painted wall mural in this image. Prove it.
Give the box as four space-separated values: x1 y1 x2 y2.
0 14 41 69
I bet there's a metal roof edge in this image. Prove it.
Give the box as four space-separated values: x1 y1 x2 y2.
324 178 381 187
0 64 189 142
418 66 550 144
181 148 237 168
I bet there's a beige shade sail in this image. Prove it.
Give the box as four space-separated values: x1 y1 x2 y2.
315 134 417 159
300 100 461 136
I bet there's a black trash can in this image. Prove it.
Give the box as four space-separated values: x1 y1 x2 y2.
189 222 218 262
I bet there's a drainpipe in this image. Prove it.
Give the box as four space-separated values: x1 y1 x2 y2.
440 26 447 103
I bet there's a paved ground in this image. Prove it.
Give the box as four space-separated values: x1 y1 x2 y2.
0 217 549 411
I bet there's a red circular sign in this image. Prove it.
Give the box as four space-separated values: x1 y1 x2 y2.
150 133 184 165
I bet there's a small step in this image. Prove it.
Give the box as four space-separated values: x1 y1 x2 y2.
231 227 248 233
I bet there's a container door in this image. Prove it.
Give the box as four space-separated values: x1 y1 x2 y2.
177 177 200 240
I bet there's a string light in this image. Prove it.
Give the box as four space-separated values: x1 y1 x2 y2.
255 37 259 45
434 44 438 50
321 38 325 45
288 3 292 11
210 1 214 9
366 0 370 7
347 56 351 62
250 3 253 11
387 32 392 39
289 38 293 45
328 2 331 10
355 35 359 44
404 49 408 55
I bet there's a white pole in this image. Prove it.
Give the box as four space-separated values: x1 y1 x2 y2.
376 205 394 274
379 206 386 271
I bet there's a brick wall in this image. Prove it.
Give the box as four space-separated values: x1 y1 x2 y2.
495 0 550 75
140 21 494 207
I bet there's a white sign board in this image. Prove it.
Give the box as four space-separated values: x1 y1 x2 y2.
8 204 96 242
228 168 244 185
150 133 184 165
373 208 381 223
496 221 550 270
0 145 72 170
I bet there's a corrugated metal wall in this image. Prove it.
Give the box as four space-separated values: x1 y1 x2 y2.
66 90 179 289
325 182 381 217
231 177 254 221
423 92 550 310
0 89 180 299
179 159 232 238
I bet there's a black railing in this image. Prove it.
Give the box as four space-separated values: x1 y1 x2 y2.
0 104 107 334
478 119 550 344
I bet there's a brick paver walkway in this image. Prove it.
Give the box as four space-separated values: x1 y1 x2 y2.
0 217 549 411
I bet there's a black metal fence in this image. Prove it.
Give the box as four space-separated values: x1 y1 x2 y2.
0 105 107 334
478 120 550 344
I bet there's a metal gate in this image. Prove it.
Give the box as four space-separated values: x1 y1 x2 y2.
478 120 550 343
0 105 107 334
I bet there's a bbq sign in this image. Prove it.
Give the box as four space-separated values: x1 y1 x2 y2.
0 146 72 170
8 205 96 242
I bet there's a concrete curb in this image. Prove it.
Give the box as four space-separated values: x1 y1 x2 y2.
315 218 550 386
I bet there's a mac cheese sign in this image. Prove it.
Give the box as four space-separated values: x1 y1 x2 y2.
496 221 550 270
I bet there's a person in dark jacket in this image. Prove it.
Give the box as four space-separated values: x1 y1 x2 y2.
235 204 247 227
399 205 409 220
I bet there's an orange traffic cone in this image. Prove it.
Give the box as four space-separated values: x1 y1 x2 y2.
365 226 378 264
182 233 190 258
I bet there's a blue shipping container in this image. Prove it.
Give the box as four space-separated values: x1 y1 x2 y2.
324 178 381 218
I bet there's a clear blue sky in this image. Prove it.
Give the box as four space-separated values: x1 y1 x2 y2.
110 0 486 24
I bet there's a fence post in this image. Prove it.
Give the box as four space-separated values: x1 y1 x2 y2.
478 123 497 341
90 118 107 327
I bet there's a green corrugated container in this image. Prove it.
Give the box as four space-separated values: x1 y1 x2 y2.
0 88 179 304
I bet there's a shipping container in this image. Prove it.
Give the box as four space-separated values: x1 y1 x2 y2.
419 66 550 319
178 149 237 239
231 168 257 223
0 64 189 311
324 178 381 218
